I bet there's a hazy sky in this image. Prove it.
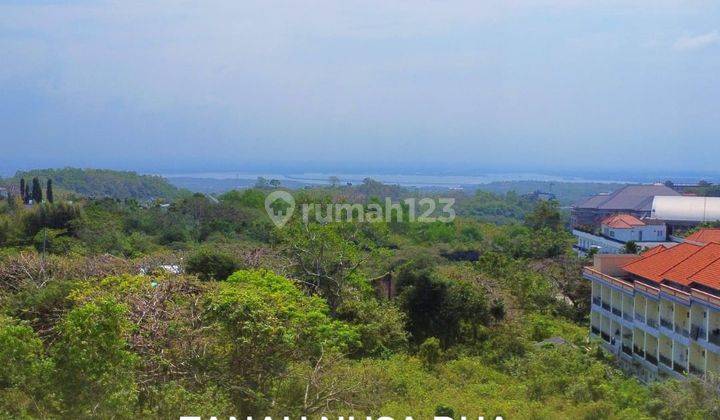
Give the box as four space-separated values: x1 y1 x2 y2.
1 0 719 174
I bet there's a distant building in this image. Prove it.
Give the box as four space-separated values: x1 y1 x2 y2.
571 184 680 229
573 214 669 255
650 196 720 229
600 214 666 243
585 243 720 382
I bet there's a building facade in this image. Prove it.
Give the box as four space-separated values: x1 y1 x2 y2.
584 242 720 382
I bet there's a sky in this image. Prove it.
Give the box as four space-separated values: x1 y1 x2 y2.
1 0 719 176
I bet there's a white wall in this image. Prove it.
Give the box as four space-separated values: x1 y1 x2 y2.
602 224 666 242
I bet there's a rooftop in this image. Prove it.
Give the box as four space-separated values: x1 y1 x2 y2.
622 242 702 282
574 184 680 211
685 228 720 245
601 214 645 229
651 196 720 223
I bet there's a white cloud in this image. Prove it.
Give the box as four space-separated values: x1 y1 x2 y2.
673 31 720 51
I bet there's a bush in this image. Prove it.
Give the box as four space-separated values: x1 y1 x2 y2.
0 316 56 417
418 337 442 368
185 247 240 281
53 299 138 417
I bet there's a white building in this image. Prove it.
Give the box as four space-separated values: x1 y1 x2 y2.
574 214 669 255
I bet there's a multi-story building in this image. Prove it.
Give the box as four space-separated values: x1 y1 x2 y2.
584 235 720 382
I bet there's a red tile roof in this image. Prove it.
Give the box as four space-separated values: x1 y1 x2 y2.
622 242 702 283
690 259 720 290
640 245 668 258
601 214 646 229
663 243 720 286
685 228 720 245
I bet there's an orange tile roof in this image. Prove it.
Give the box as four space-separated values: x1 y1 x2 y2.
685 228 720 245
690 259 720 290
622 242 702 283
601 214 646 229
663 243 720 286
640 245 668 258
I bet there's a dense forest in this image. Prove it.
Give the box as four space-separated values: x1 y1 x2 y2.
0 177 718 419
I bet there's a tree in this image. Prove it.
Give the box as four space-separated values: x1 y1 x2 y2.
624 241 639 254
281 222 374 310
24 184 30 204
31 177 42 204
54 299 138 417
46 179 54 203
269 179 281 188
396 259 490 347
19 178 26 203
328 176 340 187
525 200 563 231
204 270 358 412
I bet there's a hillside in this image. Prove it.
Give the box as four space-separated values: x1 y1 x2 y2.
7 168 179 200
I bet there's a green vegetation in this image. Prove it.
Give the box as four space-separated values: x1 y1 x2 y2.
6 168 180 200
0 176 716 418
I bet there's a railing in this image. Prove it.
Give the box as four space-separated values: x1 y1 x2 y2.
623 312 633 322
659 354 672 367
592 297 601 306
689 364 704 376
633 346 644 357
612 307 622 316
622 345 632 355
673 361 687 375
647 318 658 328
635 312 645 323
675 324 690 338
660 318 673 330
691 325 706 341
646 353 658 365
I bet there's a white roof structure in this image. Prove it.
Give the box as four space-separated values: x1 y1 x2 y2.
651 196 720 223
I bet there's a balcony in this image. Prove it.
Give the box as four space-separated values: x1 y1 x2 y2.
602 302 611 311
689 363 704 376
709 331 720 346
592 297 601 306
601 332 610 342
659 354 672 367
673 361 687 375
660 318 673 330
635 312 645 323
647 318 658 329
633 346 644 357
622 344 632 355
675 324 690 338
691 325 706 341
611 307 622 317
646 353 658 365
591 326 600 335
623 312 633 322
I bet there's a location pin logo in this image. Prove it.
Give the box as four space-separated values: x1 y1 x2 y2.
265 190 295 228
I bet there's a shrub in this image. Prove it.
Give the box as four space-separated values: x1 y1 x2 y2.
185 247 240 281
